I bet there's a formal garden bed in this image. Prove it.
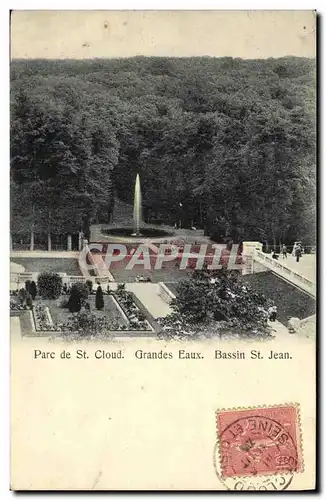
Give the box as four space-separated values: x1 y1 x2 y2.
113 284 158 333
37 295 128 332
11 272 158 338
33 304 55 331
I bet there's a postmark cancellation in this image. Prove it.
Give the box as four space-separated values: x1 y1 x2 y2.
214 404 303 491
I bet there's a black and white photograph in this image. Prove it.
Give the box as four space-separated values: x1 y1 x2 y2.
10 11 316 343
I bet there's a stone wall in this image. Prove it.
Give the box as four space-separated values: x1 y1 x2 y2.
158 282 176 304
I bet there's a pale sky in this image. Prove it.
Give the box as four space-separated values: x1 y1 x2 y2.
11 10 316 60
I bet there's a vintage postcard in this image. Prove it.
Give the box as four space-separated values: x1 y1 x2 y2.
10 10 316 491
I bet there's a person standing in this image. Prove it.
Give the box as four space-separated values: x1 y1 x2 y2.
282 244 287 259
295 244 302 263
268 305 277 322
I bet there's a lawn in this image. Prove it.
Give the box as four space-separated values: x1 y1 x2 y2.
164 282 179 297
39 295 128 327
10 258 82 276
242 271 316 325
109 264 192 283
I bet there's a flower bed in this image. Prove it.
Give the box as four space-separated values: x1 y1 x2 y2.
114 284 155 332
10 297 27 311
56 311 119 336
33 304 56 332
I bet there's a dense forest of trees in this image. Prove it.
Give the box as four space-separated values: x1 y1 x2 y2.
10 56 316 247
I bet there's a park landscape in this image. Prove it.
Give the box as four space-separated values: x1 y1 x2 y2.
10 56 316 342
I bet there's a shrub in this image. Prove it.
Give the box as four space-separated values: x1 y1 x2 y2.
26 293 33 309
25 280 32 293
10 297 24 310
19 287 27 300
67 285 83 313
72 282 89 300
168 270 271 335
30 281 37 300
136 311 146 321
86 280 93 294
95 285 104 310
38 272 62 299
172 278 211 323
18 288 27 307
58 297 69 308
124 294 134 307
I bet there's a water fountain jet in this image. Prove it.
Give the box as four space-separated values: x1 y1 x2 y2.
132 173 142 236
101 173 174 239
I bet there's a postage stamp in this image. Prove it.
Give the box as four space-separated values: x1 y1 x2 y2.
213 404 303 491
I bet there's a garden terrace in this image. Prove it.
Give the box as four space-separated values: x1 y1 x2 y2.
10 258 82 276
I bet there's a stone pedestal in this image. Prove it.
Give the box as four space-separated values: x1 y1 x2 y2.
243 241 263 253
242 242 263 275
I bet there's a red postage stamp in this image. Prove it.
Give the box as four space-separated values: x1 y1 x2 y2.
215 404 302 481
